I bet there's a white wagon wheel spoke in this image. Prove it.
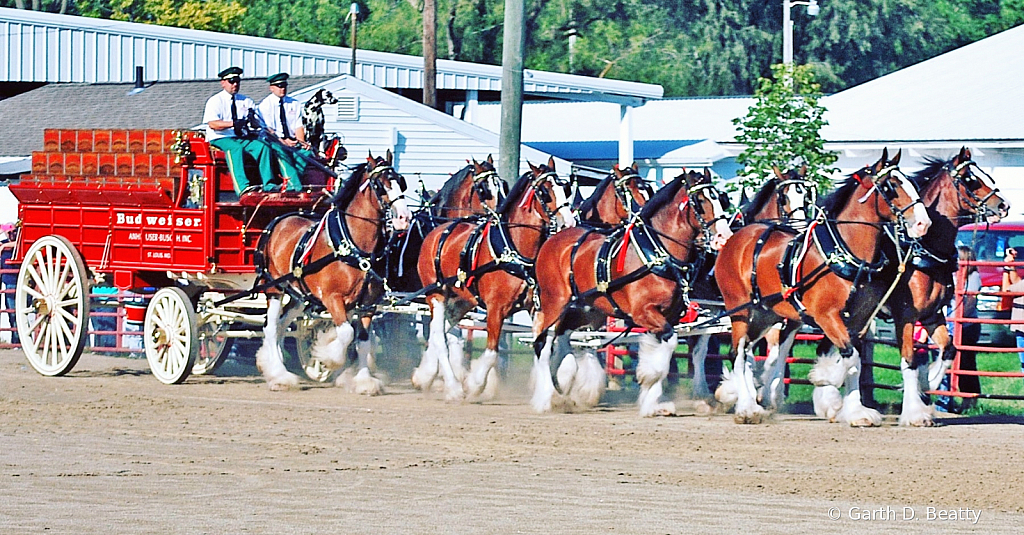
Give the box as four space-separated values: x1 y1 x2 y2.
144 287 198 385
16 236 91 377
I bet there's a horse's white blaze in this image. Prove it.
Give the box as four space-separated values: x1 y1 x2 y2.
898 360 933 427
894 171 931 238
636 333 677 417
388 182 412 230
782 183 809 219
550 178 577 229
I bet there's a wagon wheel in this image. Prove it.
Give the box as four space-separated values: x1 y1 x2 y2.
15 235 91 376
192 319 232 375
144 287 199 384
290 317 335 383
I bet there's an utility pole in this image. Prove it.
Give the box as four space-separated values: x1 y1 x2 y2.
349 3 360 76
498 0 525 185
423 0 437 108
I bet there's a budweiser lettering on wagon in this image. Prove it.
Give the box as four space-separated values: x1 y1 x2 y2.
116 212 202 228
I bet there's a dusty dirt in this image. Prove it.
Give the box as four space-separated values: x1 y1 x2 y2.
1 347 1021 534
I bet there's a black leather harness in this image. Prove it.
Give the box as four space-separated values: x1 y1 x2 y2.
569 219 702 320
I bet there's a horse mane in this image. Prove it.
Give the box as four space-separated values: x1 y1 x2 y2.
330 163 368 207
428 164 474 216
576 173 614 221
639 173 686 220
496 171 534 215
819 173 862 215
909 156 948 190
741 178 779 222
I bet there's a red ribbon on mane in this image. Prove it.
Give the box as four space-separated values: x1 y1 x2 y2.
616 222 635 272
518 187 536 209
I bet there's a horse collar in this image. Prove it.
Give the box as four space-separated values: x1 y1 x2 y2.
813 218 887 283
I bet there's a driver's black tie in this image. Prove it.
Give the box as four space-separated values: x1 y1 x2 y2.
279 99 293 140
231 95 242 137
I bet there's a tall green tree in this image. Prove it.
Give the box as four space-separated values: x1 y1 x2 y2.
732 63 837 192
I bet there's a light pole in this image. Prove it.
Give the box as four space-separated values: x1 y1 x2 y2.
783 0 819 65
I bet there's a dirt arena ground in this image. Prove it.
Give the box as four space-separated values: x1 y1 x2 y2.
1 347 1021 534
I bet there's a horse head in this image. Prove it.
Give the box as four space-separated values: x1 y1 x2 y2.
771 165 816 222
365 150 412 231
471 155 506 213
525 157 576 230
680 168 733 251
852 149 930 238
947 146 1009 223
612 162 652 220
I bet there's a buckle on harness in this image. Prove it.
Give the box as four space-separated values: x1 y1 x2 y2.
359 257 372 272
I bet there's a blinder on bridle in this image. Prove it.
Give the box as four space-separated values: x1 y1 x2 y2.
856 165 922 231
528 169 572 233
776 175 818 221
363 162 407 229
472 169 505 204
684 181 730 253
945 158 1003 218
614 172 653 216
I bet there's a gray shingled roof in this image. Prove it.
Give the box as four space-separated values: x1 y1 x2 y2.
0 76 336 157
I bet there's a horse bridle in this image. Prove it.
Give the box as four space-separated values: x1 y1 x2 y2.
472 168 506 216
945 159 1004 221
856 165 923 234
683 182 730 253
776 177 818 222
614 172 653 218
526 170 572 234
361 163 407 233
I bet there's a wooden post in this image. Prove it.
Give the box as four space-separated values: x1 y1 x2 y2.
423 0 437 109
498 0 525 185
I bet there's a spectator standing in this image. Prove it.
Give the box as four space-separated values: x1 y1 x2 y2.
1001 247 1024 386
0 222 18 344
947 246 982 413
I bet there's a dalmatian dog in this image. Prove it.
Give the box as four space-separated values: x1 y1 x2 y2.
301 89 339 156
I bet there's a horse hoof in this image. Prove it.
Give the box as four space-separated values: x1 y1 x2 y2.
733 406 768 424
653 405 676 417
267 373 300 391
350 368 384 396
694 400 715 415
444 385 466 403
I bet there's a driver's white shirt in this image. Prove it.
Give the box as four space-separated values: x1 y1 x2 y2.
203 90 257 141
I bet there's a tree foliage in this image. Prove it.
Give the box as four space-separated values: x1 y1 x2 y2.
5 0 1024 96
732 64 837 192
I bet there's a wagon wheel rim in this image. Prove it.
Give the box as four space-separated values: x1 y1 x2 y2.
144 288 198 384
192 319 231 375
15 235 90 376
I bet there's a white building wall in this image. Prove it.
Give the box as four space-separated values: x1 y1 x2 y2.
322 88 528 195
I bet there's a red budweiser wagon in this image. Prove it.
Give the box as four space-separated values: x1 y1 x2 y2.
9 128 341 384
